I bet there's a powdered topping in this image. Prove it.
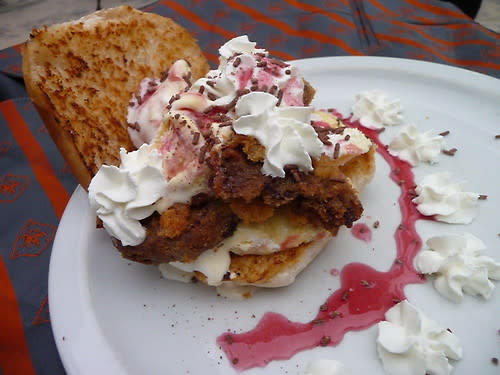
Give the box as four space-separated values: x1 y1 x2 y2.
88 144 167 246
388 125 445 166
415 233 500 302
351 90 403 129
412 172 479 224
377 300 462 375
304 359 352 375
128 59 191 147
233 92 322 177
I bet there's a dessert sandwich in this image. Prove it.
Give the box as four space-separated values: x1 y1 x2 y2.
23 6 376 297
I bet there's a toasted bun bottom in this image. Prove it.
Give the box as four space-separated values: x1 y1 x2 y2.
160 235 331 298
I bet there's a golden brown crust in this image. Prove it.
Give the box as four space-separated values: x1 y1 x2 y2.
229 199 275 224
22 6 209 189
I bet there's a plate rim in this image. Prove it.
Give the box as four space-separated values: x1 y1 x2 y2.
48 56 500 375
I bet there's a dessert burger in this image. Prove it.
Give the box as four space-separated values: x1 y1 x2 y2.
22 7 375 297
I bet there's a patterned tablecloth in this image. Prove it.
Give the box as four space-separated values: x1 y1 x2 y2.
0 0 499 374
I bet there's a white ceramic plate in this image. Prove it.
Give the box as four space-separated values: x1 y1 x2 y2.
49 56 500 375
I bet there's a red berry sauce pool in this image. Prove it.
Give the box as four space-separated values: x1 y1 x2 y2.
217 115 430 371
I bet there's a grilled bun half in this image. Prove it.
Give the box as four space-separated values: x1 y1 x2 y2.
22 5 209 189
22 7 375 298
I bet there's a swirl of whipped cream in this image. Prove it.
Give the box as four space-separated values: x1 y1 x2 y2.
412 172 479 224
190 35 305 112
233 92 323 177
377 300 462 375
388 125 444 166
351 89 403 129
88 144 167 246
218 34 265 60
415 233 500 302
305 359 351 375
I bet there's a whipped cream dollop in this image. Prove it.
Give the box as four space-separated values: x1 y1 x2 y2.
168 247 231 286
413 172 479 224
233 92 323 177
377 300 462 375
189 35 305 112
415 233 500 302
128 60 191 147
219 34 265 59
323 128 372 159
351 89 403 129
389 125 445 166
88 144 167 246
304 359 351 375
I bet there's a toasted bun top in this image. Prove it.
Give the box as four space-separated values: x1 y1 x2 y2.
22 5 209 189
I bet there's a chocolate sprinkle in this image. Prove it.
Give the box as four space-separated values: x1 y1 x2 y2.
495 134 500 139
256 61 267 68
492 358 499 366
376 128 385 134
233 57 241 67
232 358 239 365
269 85 278 95
344 134 351 141
478 194 488 200
439 130 450 136
333 143 340 159
276 89 284 106
174 113 180 120
319 303 328 312
319 336 331 346
192 132 200 145
312 319 326 325
198 144 208 163
328 311 341 319
290 168 301 182
225 335 233 344
206 80 216 88
373 220 380 229
219 120 233 127
442 148 458 156
207 92 217 101
168 94 180 104
341 289 349 301
268 58 289 68
160 70 169 82
198 85 205 94
129 122 141 131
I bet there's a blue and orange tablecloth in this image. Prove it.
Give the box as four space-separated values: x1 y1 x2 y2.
0 1 499 374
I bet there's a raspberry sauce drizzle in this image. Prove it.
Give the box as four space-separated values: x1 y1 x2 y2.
217 116 428 371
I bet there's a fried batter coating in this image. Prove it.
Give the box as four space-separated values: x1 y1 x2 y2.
158 203 190 238
209 137 363 235
116 200 239 264
208 143 271 202
229 198 274 224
